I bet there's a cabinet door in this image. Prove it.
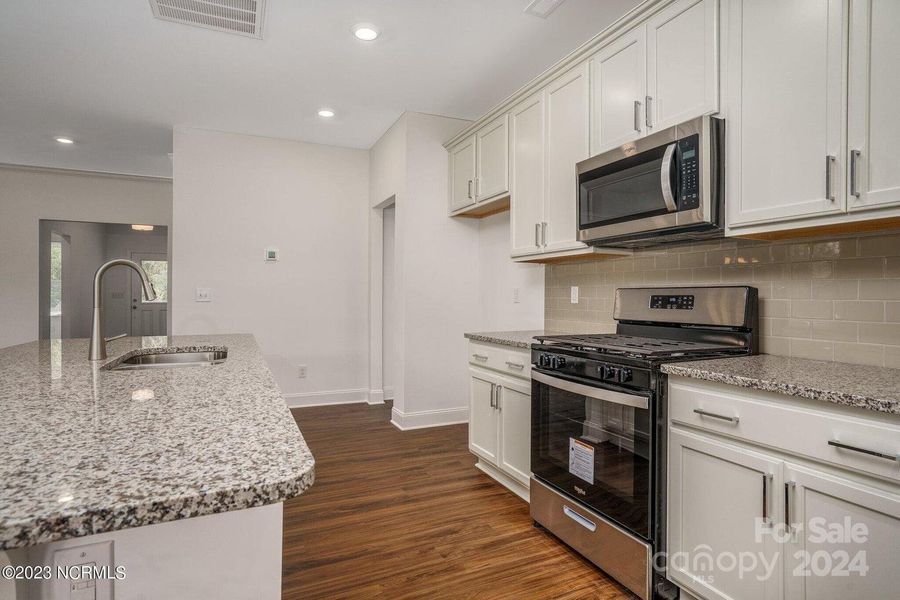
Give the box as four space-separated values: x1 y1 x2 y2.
476 114 509 202
668 429 784 600
469 369 499 464
589 28 647 154
646 0 718 132
727 0 846 227
509 91 546 257
544 63 590 253
496 375 531 488
847 0 900 211
449 135 476 212
784 463 900 600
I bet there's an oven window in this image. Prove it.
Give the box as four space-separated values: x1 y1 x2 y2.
532 378 652 538
579 143 671 229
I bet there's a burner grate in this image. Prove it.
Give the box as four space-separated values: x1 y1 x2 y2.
535 334 738 358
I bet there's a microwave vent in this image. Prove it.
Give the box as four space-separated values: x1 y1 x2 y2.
149 0 266 39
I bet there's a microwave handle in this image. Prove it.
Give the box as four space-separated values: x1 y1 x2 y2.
660 142 678 212
532 371 649 410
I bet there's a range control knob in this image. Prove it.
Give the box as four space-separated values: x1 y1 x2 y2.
538 354 550 367
549 355 564 369
619 368 633 383
604 366 620 382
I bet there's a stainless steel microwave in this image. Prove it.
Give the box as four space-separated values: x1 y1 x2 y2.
576 115 723 248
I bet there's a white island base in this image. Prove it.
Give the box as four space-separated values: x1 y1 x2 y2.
3 503 282 600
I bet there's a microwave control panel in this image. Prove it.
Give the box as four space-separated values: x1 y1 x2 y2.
677 134 700 210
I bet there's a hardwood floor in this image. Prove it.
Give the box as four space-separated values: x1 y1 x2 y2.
282 402 635 599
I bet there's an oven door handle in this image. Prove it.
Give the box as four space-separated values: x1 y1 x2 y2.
660 142 678 212
532 371 649 410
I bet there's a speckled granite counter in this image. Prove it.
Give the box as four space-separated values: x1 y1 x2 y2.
662 355 900 416
464 330 553 349
0 334 315 550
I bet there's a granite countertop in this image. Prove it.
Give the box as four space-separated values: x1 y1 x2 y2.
0 334 315 550
464 330 553 349
662 355 900 415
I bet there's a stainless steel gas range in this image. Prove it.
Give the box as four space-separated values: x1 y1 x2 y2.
529 286 759 600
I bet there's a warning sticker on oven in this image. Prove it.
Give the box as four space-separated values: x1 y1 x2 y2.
569 438 594 485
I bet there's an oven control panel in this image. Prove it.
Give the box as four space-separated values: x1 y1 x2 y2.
650 294 695 310
534 352 646 388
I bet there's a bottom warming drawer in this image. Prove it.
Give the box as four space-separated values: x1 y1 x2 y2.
530 478 651 600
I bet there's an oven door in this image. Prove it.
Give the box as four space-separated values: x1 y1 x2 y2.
531 370 653 540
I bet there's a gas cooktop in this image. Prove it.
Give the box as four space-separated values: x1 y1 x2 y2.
534 333 743 359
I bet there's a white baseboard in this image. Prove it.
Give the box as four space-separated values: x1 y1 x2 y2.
283 388 369 408
390 406 468 430
367 389 385 405
383 385 394 401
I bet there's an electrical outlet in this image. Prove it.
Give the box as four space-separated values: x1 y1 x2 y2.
297 365 307 379
195 287 212 302
512 287 520 304
570 286 579 304
52 541 113 600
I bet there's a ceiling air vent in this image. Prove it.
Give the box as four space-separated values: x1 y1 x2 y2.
149 0 267 39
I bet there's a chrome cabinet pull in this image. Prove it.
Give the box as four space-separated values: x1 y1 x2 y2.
496 385 502 411
825 155 836 201
505 361 525 370
762 473 773 525
535 223 540 247
785 481 796 531
850 149 861 198
828 440 899 461
541 222 547 247
633 100 642 133
645 95 652 128
489 382 496 408
693 408 740 424
467 179 473 199
563 506 597 532
472 353 488 361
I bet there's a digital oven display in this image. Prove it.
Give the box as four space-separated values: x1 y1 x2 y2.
650 295 695 310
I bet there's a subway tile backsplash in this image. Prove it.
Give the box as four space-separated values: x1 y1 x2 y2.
544 231 900 368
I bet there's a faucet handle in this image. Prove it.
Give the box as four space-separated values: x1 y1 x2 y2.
104 333 128 343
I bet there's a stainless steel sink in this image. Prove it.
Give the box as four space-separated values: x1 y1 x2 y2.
109 350 227 370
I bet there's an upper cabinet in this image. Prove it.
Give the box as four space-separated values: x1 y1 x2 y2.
847 0 900 212
448 116 509 216
726 0 900 234
590 0 718 155
448 134 476 212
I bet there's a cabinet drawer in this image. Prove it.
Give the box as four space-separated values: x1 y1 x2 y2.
669 379 900 483
468 341 531 379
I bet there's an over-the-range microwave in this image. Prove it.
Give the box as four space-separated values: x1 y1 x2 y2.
576 115 724 248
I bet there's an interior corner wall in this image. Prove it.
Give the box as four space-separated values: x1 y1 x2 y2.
0 166 172 349
171 128 370 402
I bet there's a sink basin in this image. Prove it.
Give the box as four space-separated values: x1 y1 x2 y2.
109 350 227 370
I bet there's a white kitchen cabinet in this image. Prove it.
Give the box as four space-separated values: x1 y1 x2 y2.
590 28 647 154
726 0 848 227
784 463 900 600
476 114 509 203
469 368 500 464
668 428 784 600
543 63 591 253
646 0 718 132
468 341 532 500
509 91 546 257
449 135 476 212
847 0 900 212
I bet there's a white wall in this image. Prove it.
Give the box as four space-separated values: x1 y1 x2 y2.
477 211 544 330
0 166 172 349
382 204 396 399
172 128 370 401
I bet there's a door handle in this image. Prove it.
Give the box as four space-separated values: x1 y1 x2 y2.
496 385 502 411
825 155 836 201
762 472 773 526
489 383 496 408
541 222 547 247
828 439 899 461
467 179 473 199
850 149 861 198
693 408 739 424
535 223 541 247
645 95 653 128
785 481 796 531
505 361 525 370
660 143 678 212
563 506 597 532
633 100 642 133
472 353 488 361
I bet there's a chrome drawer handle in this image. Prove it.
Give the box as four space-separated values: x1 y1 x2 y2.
472 354 488 361
563 506 597 532
505 361 525 369
693 408 740 424
828 440 899 461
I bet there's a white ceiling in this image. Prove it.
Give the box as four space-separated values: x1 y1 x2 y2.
0 0 642 178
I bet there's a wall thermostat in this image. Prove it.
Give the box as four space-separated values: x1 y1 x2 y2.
265 248 279 262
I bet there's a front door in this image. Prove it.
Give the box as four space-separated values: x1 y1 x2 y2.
131 251 168 336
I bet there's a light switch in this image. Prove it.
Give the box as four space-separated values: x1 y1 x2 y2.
512 288 520 304
195 287 212 302
570 286 579 304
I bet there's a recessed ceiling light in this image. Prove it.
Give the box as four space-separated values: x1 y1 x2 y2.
132 224 155 231
55 137 75 145
352 24 379 41
317 109 335 118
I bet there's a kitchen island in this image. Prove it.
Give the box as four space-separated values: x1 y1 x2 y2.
0 334 314 598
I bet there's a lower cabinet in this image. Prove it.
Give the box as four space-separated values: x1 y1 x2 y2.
667 378 900 600
468 343 531 500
